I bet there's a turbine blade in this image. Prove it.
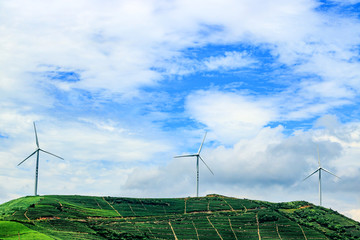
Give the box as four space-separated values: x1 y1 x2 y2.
303 168 319 181
40 149 64 160
321 168 341 179
18 150 38 166
199 155 214 175
317 145 321 167
197 132 207 154
174 154 198 158
34 122 39 148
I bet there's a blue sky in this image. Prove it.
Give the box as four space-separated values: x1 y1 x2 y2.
1 0 360 221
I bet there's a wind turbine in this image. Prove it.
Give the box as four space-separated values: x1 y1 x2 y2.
174 132 214 197
303 146 340 206
17 122 64 196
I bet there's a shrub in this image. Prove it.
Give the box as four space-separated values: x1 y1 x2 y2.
258 212 279 223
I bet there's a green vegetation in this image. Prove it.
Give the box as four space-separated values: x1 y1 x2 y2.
0 194 359 239
0 221 53 239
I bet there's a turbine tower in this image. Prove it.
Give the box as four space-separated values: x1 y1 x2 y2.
17 122 64 196
174 132 214 197
303 146 340 206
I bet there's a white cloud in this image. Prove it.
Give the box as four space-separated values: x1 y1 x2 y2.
203 51 256 71
315 114 341 130
186 89 277 144
184 87 352 144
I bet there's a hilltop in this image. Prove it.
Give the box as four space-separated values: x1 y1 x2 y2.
0 194 359 239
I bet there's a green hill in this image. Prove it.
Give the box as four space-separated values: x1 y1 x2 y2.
0 194 359 239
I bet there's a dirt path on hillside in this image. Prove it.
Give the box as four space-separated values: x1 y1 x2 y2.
276 224 282 240
228 218 238 240
241 204 248 213
256 213 261 240
297 223 308 240
192 221 200 240
24 210 31 221
102 197 122 217
222 198 235 211
128 203 136 216
184 198 187 214
207 216 224 240
139 199 147 211
168 221 178 240
94 199 102 209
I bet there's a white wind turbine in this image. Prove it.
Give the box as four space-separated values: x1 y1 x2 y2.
17 122 64 196
174 132 214 197
303 146 340 206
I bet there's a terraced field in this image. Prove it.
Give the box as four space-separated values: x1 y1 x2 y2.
0 194 359 239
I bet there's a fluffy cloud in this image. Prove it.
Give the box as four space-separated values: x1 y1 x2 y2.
203 51 256 71
186 90 277 144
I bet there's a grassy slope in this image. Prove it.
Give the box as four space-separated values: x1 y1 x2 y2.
0 194 359 239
